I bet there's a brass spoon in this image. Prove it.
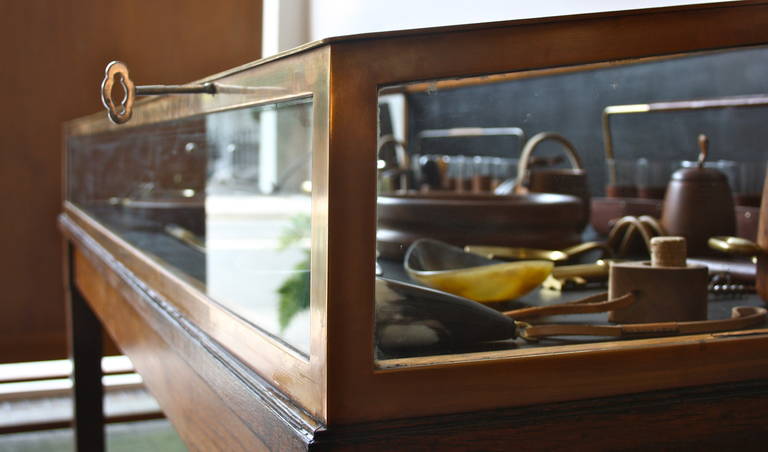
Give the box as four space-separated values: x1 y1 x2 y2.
464 241 608 262
708 236 763 257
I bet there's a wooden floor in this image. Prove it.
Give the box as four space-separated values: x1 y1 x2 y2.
0 419 186 452
0 357 163 434
0 357 180 451
0 386 162 434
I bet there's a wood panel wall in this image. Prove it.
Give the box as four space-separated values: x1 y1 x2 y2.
0 0 262 363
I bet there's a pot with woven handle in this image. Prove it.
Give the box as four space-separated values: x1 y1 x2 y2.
513 132 590 226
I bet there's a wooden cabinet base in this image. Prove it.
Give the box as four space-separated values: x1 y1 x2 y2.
315 381 768 451
69 233 319 451
64 218 768 450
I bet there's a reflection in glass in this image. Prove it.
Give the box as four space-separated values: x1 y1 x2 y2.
68 100 313 355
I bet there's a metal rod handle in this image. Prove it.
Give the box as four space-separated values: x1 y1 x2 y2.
135 84 216 95
601 93 768 168
414 127 526 156
100 61 216 124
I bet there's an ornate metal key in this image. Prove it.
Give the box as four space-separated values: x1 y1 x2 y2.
100 61 216 124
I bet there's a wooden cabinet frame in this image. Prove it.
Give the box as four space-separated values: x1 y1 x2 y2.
61 1 768 434
64 47 330 420
328 0 768 424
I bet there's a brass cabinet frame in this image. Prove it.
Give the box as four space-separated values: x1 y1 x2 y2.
61 1 768 427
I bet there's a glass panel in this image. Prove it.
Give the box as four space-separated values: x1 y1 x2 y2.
68 99 314 355
375 46 768 364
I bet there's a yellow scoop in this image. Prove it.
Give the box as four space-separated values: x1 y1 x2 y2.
404 239 553 303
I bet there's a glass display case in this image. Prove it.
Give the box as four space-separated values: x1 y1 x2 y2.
69 100 314 354
62 2 768 431
374 44 768 361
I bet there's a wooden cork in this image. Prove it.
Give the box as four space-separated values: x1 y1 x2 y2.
609 236 708 323
650 236 686 267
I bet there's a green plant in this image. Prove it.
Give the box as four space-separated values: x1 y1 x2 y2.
276 213 311 331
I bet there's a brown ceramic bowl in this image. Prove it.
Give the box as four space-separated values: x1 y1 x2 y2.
377 191 586 259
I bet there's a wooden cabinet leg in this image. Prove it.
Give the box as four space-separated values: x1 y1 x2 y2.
68 247 105 452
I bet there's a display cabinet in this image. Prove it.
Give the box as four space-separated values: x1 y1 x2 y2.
61 2 768 450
